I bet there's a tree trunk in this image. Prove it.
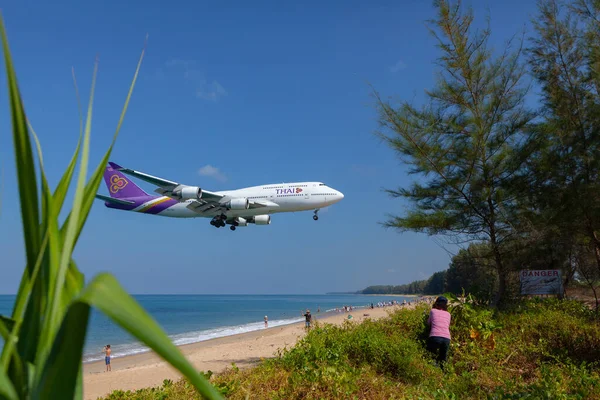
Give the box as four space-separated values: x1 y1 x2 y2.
592 285 599 317
487 189 505 307
492 241 506 306
488 218 505 306
584 225 600 282
592 231 600 275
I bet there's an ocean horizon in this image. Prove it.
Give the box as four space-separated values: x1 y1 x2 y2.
0 293 413 363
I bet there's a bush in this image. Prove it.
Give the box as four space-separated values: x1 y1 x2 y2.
101 299 600 399
280 316 435 386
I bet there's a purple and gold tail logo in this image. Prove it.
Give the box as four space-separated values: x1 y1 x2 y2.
110 174 129 194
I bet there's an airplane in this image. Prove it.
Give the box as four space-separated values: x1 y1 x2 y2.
95 162 345 231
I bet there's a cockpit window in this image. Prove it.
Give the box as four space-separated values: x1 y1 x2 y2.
319 183 325 186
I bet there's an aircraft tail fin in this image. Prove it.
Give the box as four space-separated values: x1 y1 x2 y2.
103 163 149 198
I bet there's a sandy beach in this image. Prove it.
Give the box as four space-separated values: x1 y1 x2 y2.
83 305 406 400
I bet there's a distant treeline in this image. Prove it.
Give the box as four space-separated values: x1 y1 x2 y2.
360 243 500 299
361 271 446 295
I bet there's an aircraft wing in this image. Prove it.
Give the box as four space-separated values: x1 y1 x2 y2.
183 199 272 217
108 162 270 214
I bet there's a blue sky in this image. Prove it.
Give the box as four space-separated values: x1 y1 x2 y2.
0 0 540 294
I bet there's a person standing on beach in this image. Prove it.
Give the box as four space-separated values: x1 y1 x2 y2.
102 345 112 372
426 296 451 370
264 315 268 328
303 309 312 329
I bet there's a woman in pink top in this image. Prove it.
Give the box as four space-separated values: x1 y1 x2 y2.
426 296 451 369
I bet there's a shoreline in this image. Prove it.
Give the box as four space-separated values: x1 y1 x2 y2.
81 314 309 365
83 305 409 400
82 304 390 365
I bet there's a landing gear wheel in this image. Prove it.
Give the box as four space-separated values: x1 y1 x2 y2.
313 215 319 221
230 225 236 231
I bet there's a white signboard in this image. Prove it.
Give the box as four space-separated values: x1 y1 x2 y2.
520 270 562 295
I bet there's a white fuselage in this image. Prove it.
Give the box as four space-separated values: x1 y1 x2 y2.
159 181 343 218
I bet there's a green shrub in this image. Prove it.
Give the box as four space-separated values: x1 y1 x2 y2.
100 298 600 399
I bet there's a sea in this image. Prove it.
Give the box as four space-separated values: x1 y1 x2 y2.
0 294 411 363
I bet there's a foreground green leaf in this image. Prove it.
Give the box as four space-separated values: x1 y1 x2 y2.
44 58 98 351
0 11 40 280
0 14 223 399
27 127 63 370
60 37 146 248
81 274 222 399
0 315 15 341
51 66 84 218
0 368 18 400
33 302 90 399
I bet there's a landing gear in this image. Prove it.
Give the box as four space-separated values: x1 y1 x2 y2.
210 214 240 231
210 214 228 228
313 209 319 221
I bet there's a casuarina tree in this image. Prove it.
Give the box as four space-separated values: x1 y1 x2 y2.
374 0 534 305
527 0 600 287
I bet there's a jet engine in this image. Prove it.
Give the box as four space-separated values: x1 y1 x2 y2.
225 198 250 210
252 215 271 225
172 186 202 200
234 217 248 227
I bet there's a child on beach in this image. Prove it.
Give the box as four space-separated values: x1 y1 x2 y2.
102 344 112 372
426 296 451 370
264 315 268 328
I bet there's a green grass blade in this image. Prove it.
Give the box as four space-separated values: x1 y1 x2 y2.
32 302 90 399
72 66 84 137
30 122 60 285
0 316 25 400
0 316 15 341
0 15 47 389
29 124 67 368
0 24 45 394
2 232 48 364
60 260 85 308
51 67 84 217
79 273 224 400
113 35 148 138
75 366 84 400
52 138 81 218
0 368 18 400
4 354 26 400
29 123 51 228
0 12 41 279
14 278 42 365
45 58 98 350
60 38 146 246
